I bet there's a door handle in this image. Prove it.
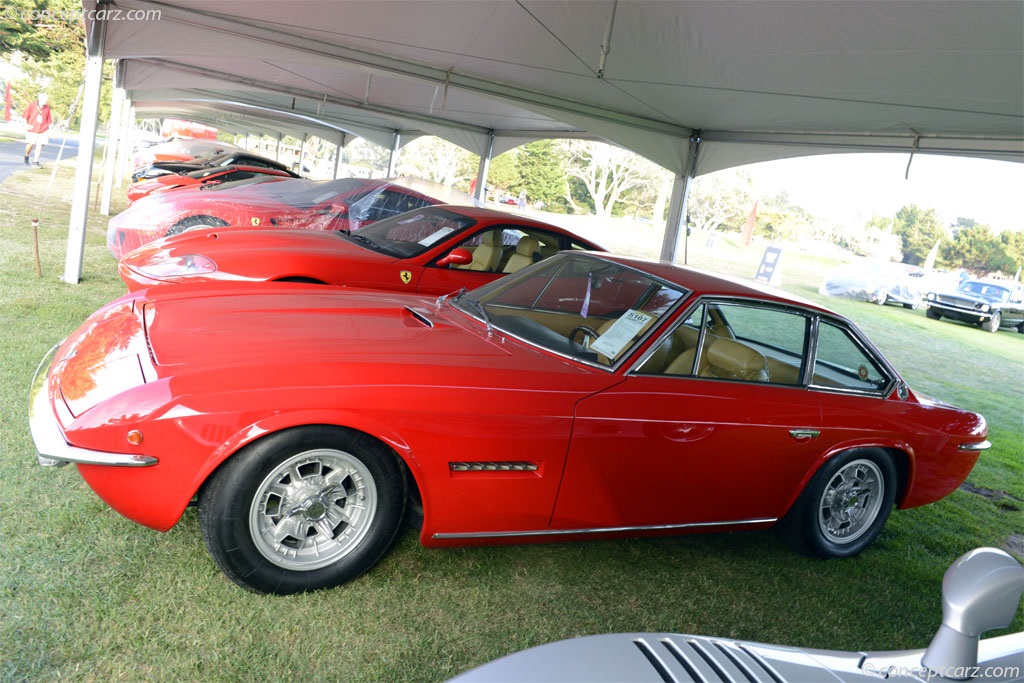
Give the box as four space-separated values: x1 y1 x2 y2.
789 429 820 441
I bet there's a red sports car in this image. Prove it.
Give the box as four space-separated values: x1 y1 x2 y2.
30 252 989 594
125 165 295 205
106 176 474 259
117 205 605 294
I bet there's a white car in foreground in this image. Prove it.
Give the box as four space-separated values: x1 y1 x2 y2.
451 547 1023 682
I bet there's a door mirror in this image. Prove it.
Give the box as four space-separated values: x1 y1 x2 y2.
437 247 473 268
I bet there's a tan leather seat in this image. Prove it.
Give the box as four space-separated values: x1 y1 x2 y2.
665 337 768 382
460 231 504 271
702 338 769 381
502 236 541 273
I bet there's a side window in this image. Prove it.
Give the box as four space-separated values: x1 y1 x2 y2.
812 321 889 391
638 301 808 385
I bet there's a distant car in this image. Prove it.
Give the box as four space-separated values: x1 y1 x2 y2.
117 204 605 293
106 176 475 259
926 279 1024 333
31 251 990 594
819 261 924 309
130 149 299 183
450 547 1024 683
126 165 295 205
130 138 240 173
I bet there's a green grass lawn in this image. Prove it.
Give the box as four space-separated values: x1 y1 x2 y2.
1 164 1021 682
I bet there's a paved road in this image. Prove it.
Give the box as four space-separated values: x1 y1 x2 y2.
0 136 79 183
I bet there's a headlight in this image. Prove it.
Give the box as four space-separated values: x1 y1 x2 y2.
926 292 936 301
136 254 217 279
978 303 990 313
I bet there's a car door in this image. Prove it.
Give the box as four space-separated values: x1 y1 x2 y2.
550 301 825 530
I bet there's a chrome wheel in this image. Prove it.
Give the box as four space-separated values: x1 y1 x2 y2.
816 458 884 545
249 448 378 571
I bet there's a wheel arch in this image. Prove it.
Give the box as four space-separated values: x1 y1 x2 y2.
192 410 427 526
781 443 912 518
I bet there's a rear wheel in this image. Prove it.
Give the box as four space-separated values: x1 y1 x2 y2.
776 449 896 558
199 426 406 594
166 215 229 237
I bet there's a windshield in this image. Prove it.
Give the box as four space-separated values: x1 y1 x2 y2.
957 281 1010 302
454 253 688 366
346 207 477 257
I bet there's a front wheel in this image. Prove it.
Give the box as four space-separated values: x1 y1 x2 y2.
199 426 407 594
776 449 896 559
981 312 1001 333
925 307 941 320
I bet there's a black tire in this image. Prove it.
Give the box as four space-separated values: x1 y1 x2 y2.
925 307 941 320
198 425 407 594
166 215 229 237
981 312 1001 333
776 449 896 559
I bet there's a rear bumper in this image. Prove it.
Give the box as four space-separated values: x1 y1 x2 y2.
29 343 158 468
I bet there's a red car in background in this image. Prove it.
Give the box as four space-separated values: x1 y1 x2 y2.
106 176 475 259
126 165 295 205
117 205 605 294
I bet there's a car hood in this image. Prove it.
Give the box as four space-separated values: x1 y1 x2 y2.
138 287 603 395
124 228 389 272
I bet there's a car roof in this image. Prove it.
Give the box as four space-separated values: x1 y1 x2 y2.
585 252 833 314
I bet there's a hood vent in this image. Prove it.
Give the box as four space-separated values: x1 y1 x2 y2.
633 636 786 683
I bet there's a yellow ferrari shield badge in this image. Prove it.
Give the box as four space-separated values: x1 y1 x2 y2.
250 217 260 226
399 270 413 285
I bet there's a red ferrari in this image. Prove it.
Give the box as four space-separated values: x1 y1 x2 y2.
117 205 605 294
106 176 474 259
125 165 295 205
30 252 989 594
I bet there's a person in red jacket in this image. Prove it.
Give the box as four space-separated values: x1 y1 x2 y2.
23 93 53 167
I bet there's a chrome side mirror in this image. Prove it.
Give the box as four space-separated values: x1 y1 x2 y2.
922 547 1024 679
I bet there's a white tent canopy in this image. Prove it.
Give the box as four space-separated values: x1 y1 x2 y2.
64 0 1023 283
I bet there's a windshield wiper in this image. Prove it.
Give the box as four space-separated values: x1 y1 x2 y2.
453 290 494 338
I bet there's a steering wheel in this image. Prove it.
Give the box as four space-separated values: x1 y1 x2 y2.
569 325 600 346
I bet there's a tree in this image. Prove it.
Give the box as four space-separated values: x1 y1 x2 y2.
1001 230 1024 277
560 140 648 218
941 224 1017 276
686 173 754 233
892 204 946 265
1 0 83 61
396 136 475 189
517 140 565 210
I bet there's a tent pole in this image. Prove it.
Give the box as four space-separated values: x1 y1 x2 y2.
386 132 400 177
660 132 701 264
334 132 346 179
473 131 494 202
63 9 107 284
99 85 124 215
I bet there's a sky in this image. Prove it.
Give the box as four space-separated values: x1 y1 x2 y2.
736 154 1024 233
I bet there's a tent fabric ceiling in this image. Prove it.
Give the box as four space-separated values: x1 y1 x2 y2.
87 0 1023 175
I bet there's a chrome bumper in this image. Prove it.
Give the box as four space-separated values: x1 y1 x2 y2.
29 343 158 468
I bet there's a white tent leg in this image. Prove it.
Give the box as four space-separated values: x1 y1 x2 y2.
386 132 400 177
473 132 494 202
114 99 132 188
660 133 701 264
333 132 346 179
63 15 106 284
99 86 124 216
